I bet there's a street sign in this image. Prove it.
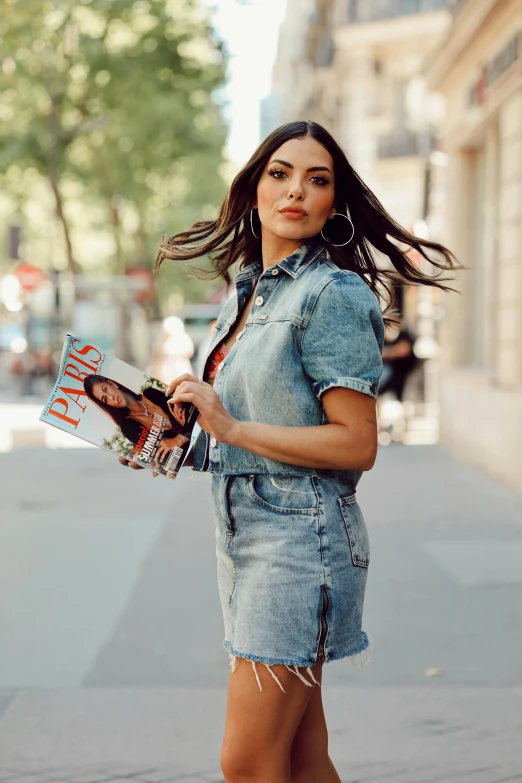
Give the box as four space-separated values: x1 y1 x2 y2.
15 261 46 292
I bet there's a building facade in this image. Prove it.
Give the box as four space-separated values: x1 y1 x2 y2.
262 0 318 140
268 1 450 221
267 1 453 441
425 0 522 492
331 0 450 227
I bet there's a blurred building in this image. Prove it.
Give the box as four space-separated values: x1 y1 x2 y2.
268 0 451 229
425 0 522 492
267 0 318 133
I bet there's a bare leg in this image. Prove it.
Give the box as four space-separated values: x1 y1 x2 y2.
220 658 320 783
290 663 342 783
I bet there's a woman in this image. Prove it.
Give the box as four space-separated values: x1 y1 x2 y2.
121 121 458 782
84 374 190 465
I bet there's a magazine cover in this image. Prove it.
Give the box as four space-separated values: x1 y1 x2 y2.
40 334 200 479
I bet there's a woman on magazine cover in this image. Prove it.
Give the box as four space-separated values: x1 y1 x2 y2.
120 121 458 783
84 374 190 463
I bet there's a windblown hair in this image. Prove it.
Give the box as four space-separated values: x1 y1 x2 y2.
155 120 460 320
83 374 140 429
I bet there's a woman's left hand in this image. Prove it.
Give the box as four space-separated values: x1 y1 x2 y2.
167 373 241 445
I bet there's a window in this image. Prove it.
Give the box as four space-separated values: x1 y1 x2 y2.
348 0 448 22
466 148 487 367
464 129 499 371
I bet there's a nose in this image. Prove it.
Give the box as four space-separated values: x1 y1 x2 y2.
287 179 304 200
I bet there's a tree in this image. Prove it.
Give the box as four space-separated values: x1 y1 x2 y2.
0 0 228 292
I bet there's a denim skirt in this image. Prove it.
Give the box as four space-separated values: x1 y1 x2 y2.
211 472 373 686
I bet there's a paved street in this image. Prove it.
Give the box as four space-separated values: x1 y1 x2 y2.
1 416 522 781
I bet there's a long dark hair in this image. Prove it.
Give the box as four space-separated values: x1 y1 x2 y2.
83 374 140 429
155 120 460 320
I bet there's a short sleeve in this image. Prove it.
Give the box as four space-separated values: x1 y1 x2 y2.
301 273 384 400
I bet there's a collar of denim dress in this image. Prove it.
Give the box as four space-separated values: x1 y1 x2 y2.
234 238 326 284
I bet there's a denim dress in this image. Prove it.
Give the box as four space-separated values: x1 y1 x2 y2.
194 240 384 690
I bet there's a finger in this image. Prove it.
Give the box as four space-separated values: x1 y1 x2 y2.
129 461 144 470
170 389 202 406
118 456 129 466
166 373 200 397
152 471 159 478
167 375 204 398
167 400 184 424
168 384 205 405
173 402 186 423
171 380 209 401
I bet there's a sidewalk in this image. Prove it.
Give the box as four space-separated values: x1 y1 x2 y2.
1 687 521 781
0 443 521 781
0 401 94 451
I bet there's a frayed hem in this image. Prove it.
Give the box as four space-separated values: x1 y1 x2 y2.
223 641 315 669
228 652 321 693
327 631 373 671
224 631 372 692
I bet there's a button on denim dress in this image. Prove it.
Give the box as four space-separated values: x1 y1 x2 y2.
195 240 384 686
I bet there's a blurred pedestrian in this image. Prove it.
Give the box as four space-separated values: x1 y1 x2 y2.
121 120 459 782
378 315 418 401
147 315 194 384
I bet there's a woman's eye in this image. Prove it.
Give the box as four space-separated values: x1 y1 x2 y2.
268 168 286 178
268 168 329 186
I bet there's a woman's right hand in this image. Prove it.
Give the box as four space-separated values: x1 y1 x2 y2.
118 455 159 478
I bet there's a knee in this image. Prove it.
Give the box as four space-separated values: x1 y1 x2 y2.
220 747 282 783
220 747 252 782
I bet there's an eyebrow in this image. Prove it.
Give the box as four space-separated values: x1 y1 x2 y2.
269 158 332 174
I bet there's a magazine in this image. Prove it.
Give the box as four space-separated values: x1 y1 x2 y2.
40 334 200 479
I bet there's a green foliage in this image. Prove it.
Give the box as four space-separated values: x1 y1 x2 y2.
0 0 228 298
140 375 167 393
103 427 134 457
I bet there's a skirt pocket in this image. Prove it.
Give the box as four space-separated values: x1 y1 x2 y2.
338 494 370 568
247 474 319 516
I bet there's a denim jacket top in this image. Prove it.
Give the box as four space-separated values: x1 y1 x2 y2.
192 239 384 489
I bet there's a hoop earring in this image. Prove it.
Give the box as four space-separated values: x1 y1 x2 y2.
250 209 260 239
321 213 354 247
